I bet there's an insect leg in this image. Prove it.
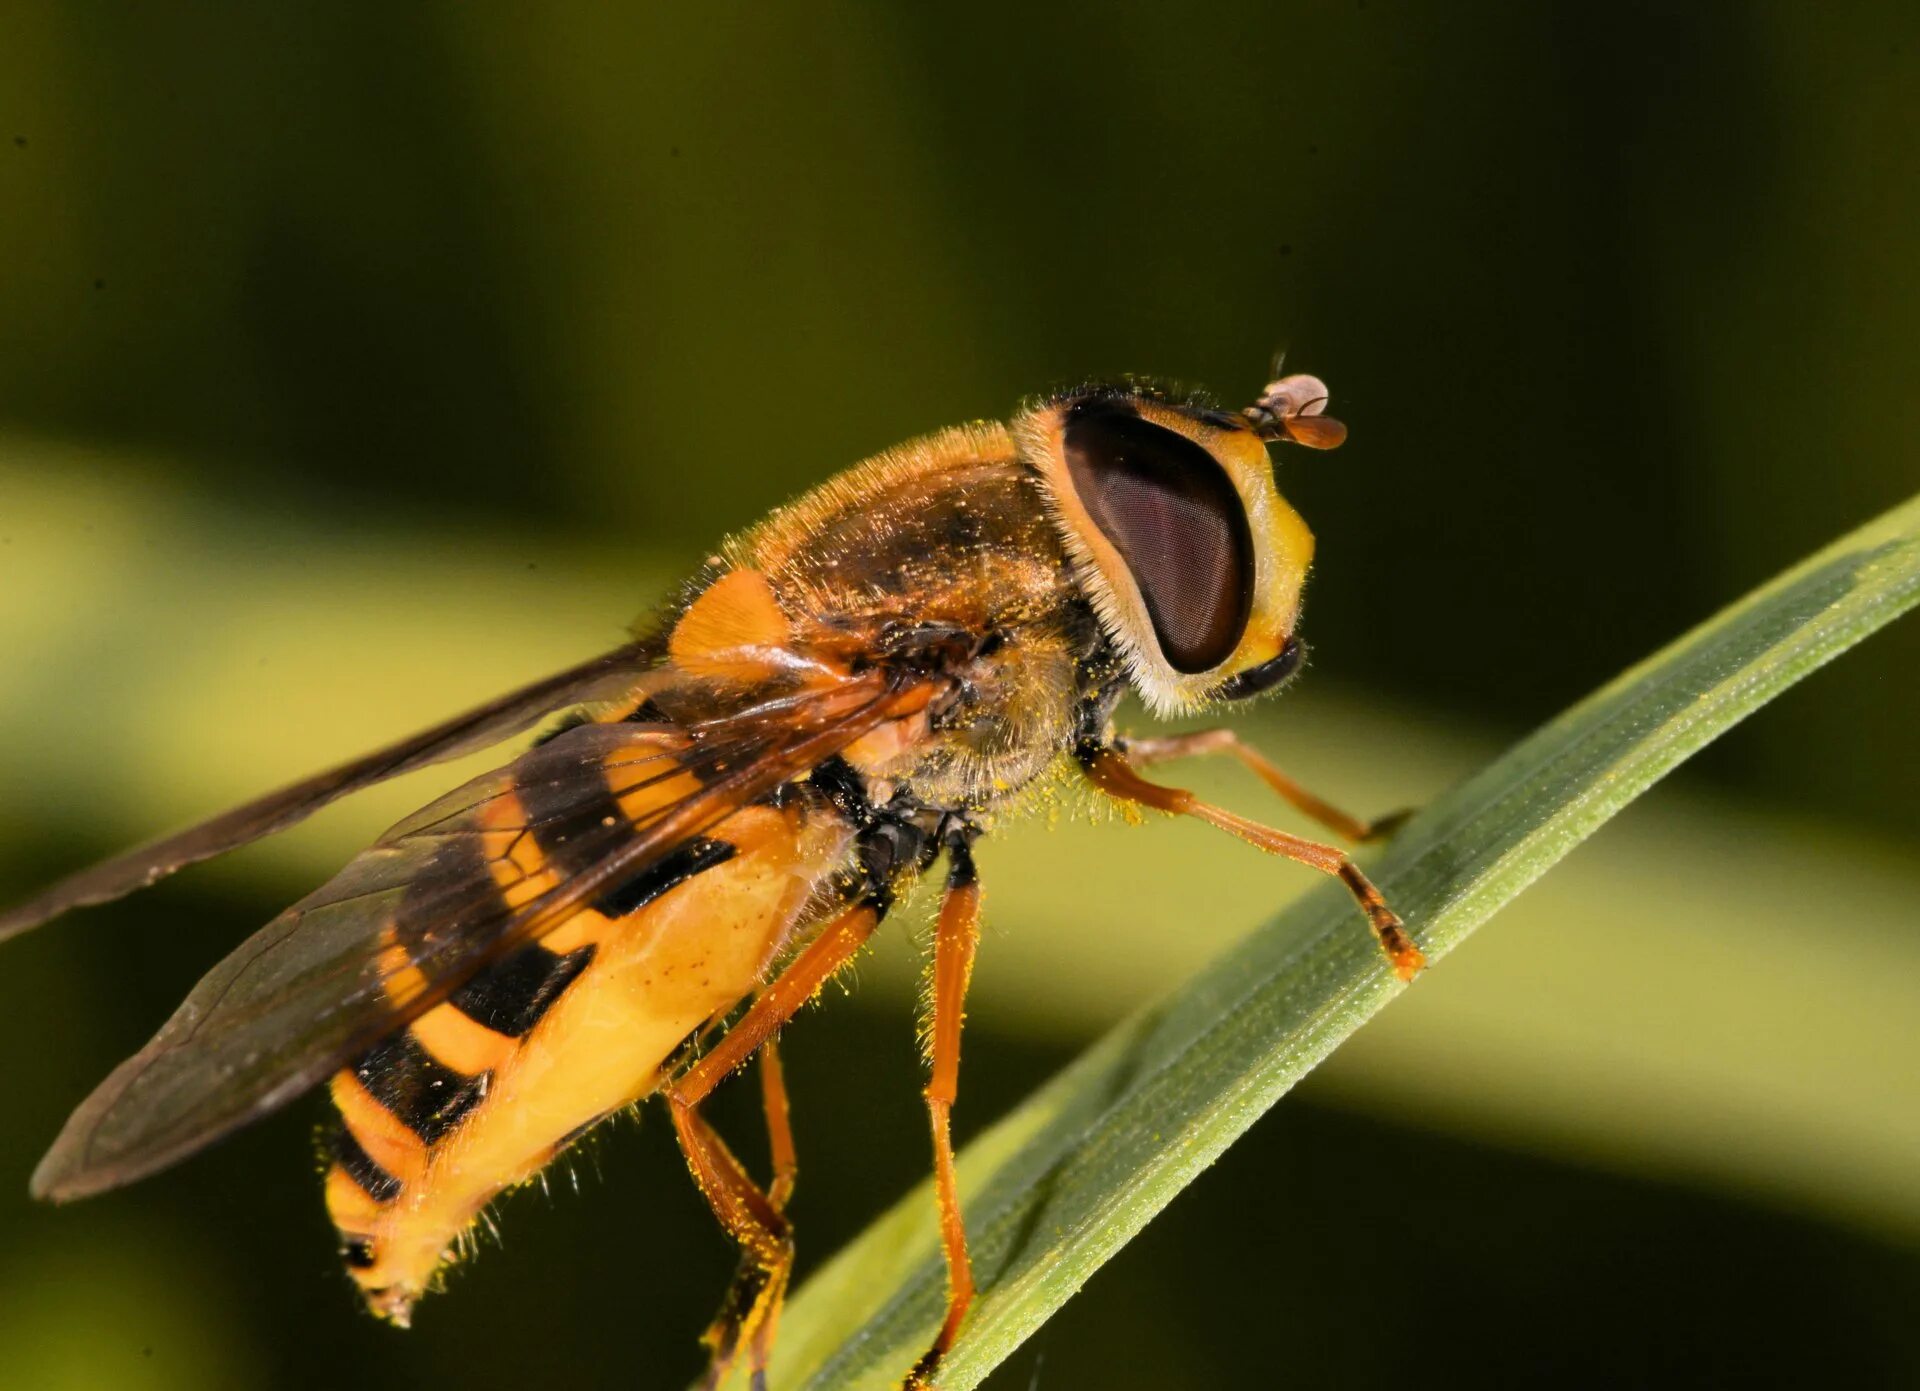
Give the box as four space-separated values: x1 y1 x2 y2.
668 901 883 1389
1082 745 1424 980
1117 729 1409 842
685 1037 806 1387
904 835 983 1391
670 1100 790 1391
760 1037 797 1212
673 900 882 1109
737 1040 800 1377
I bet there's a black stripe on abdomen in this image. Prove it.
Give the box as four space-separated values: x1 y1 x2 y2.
331 1124 402 1202
389 833 493 957
512 730 735 908
443 836 736 1038
448 942 596 1039
516 742 630 877
595 836 735 918
353 1030 489 1144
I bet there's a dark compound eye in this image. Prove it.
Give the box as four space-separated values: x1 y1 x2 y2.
1063 401 1255 673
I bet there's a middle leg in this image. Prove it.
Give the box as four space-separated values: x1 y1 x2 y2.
904 834 984 1390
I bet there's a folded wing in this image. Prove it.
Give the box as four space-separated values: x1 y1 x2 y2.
0 639 665 943
32 668 920 1200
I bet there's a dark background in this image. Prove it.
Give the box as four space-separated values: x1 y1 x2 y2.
1 5 1915 1388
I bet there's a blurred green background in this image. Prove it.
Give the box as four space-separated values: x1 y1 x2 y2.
2 5 1917 1388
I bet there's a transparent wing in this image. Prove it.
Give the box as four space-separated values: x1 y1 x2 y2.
0 638 664 943
32 668 925 1201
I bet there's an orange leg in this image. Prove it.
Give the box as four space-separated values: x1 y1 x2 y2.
692 1040 801 1386
1118 728 1409 843
673 1101 790 1391
904 840 983 1390
1085 746 1424 981
669 902 883 1391
760 1038 798 1213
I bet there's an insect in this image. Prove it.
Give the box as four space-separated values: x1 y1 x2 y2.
1 369 1419 1389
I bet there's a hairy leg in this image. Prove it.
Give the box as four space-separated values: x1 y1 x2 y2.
1084 746 1423 980
1118 728 1409 843
904 839 983 1389
669 901 883 1389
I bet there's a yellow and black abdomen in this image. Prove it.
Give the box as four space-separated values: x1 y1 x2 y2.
322 732 852 1324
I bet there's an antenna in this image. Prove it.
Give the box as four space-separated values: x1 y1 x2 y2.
1242 372 1347 450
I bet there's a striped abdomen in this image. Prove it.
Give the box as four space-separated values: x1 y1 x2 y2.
322 734 851 1324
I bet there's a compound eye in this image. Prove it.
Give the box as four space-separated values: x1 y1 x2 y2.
1063 402 1255 673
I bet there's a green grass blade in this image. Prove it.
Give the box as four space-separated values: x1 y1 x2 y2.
759 492 1920 1390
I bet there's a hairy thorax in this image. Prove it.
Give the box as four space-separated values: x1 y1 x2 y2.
732 426 1092 810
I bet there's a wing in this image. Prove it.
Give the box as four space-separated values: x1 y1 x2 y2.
0 638 664 943
32 667 930 1201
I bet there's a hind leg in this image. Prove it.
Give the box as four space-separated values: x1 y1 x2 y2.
670 901 883 1389
692 1041 800 1385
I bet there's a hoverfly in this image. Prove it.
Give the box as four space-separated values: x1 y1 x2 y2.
1 369 1419 1389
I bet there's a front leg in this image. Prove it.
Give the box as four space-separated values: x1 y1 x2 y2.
1116 728 1409 843
1082 742 1424 981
